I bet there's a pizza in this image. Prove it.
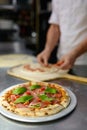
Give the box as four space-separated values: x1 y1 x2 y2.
23 63 59 74
7 63 69 81
0 81 70 117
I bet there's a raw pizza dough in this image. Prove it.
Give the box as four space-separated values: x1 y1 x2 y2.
7 63 69 81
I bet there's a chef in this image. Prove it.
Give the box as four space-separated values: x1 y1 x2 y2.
37 0 87 69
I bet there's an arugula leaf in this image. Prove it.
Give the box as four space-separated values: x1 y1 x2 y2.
12 87 27 94
30 84 41 90
14 95 33 104
39 94 53 101
45 87 57 94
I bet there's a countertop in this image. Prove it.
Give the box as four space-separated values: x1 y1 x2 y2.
0 65 87 130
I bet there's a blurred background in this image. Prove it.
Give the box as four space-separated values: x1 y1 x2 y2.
0 0 57 63
0 0 50 53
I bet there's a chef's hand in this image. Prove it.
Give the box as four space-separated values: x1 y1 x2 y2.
56 53 76 70
37 49 51 66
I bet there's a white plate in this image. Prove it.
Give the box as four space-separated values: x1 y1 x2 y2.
0 84 77 123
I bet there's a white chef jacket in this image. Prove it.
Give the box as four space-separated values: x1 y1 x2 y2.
49 0 87 65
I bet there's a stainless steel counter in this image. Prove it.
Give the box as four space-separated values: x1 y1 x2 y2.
0 66 87 130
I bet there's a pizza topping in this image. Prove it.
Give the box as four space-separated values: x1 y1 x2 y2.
24 90 31 95
30 104 41 108
55 93 62 98
15 103 28 108
45 87 57 94
10 94 20 102
14 95 33 104
39 94 54 102
24 64 45 72
12 87 27 95
30 85 41 90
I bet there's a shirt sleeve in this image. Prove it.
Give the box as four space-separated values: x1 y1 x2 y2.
48 0 59 25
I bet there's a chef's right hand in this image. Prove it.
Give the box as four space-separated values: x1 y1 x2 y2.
37 49 50 66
